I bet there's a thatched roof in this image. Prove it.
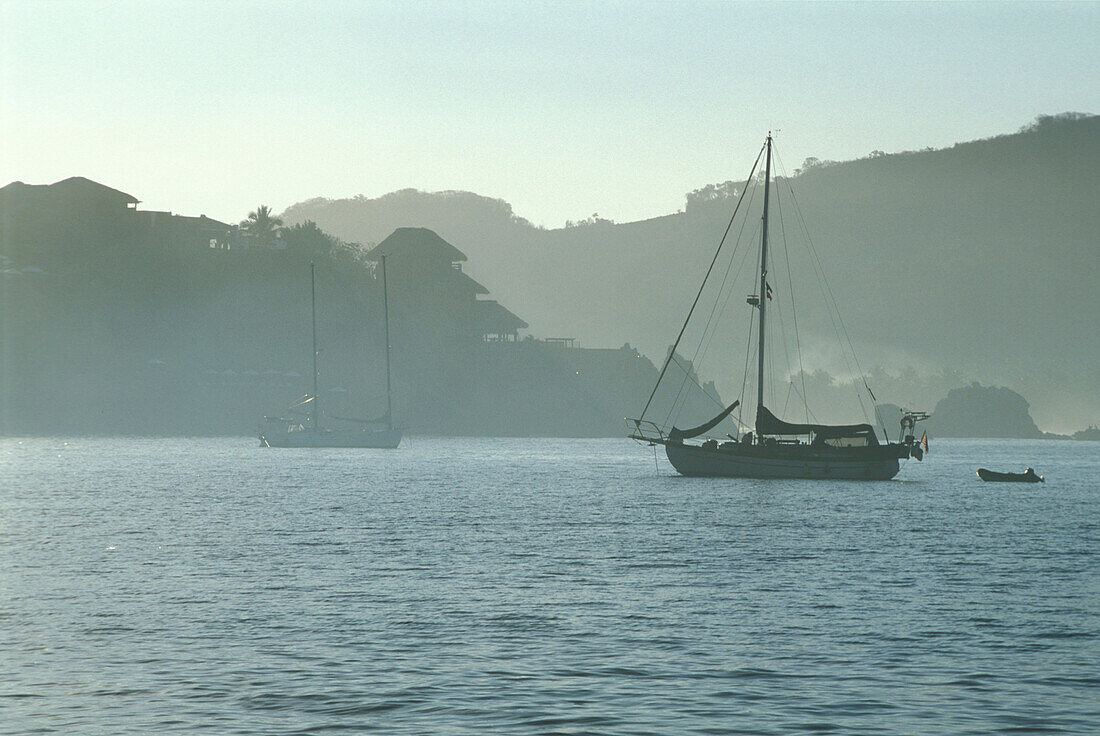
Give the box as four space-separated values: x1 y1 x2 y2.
474 299 528 333
367 227 467 263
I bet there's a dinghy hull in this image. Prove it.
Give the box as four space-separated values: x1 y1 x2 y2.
976 468 1043 483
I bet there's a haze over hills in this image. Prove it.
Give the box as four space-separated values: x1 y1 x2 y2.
284 114 1100 433
0 187 722 437
2 115 1096 437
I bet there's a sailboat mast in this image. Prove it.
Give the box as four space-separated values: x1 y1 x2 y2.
757 134 773 422
310 262 320 429
381 255 394 431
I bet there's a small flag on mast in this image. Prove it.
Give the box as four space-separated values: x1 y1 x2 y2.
766 282 773 301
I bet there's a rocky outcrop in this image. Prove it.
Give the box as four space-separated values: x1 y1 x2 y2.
926 384 1043 438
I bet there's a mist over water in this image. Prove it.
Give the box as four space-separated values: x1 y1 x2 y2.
2 437 1096 734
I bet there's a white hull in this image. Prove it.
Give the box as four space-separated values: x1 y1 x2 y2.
260 428 402 449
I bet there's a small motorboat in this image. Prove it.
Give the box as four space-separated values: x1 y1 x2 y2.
977 467 1044 483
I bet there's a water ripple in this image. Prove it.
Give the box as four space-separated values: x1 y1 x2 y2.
1 436 1097 735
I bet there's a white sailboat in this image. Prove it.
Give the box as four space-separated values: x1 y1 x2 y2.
260 258 402 448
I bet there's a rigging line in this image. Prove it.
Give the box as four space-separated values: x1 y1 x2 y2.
766 205 797 416
662 359 724 433
766 297 793 414
774 149 871 422
739 217 768 428
737 304 757 432
772 293 795 416
639 142 766 422
786 379 822 424
762 248 787 399
662 178 762 428
769 177 796 412
771 161 811 424
774 149 874 410
701 217 762 365
695 178 763 348
782 380 794 417
787 207 872 425
664 205 764 429
755 214 773 410
659 167 763 429
687 179 761 376
766 315 777 409
803 220 869 423
662 217 763 429
661 352 726 433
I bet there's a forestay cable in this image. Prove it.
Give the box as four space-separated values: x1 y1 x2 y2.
638 142 766 422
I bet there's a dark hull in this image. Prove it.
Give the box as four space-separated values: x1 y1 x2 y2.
260 428 402 449
665 441 904 480
976 468 1043 483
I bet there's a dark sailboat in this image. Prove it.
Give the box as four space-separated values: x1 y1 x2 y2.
260 258 402 448
629 134 927 479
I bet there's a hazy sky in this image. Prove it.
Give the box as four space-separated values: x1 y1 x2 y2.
1 1 1096 227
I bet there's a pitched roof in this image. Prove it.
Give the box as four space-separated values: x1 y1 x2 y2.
455 269 490 295
474 299 528 332
49 177 139 203
0 177 139 204
367 227 467 263
171 214 232 229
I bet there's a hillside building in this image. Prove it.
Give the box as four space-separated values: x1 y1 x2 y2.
366 227 528 344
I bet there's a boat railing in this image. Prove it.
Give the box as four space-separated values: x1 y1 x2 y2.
626 417 667 445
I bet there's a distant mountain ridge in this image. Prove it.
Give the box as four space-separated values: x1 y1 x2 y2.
283 114 1100 433
284 189 536 251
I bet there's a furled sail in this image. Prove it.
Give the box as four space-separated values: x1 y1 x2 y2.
755 405 878 443
669 400 740 443
328 410 391 425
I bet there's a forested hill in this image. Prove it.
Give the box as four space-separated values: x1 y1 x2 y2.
284 114 1099 432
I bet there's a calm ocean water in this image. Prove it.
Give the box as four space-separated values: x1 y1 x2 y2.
1 436 1097 735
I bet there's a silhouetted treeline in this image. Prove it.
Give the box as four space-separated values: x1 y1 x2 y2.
0 182 719 435
285 114 1099 433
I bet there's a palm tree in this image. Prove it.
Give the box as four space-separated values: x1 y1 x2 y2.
241 205 283 237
